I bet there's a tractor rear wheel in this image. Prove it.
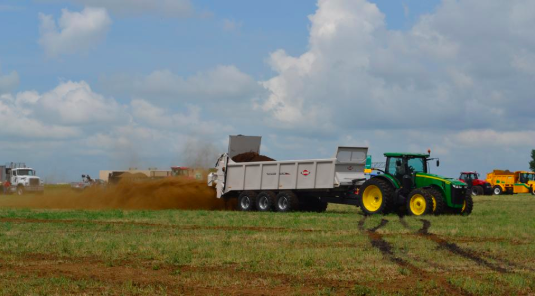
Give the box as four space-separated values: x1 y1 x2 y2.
459 191 473 216
238 191 257 211
471 186 483 196
426 188 445 215
358 178 394 215
493 186 502 195
256 191 276 212
406 189 433 216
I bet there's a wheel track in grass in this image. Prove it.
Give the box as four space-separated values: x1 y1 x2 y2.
404 217 535 275
413 218 508 273
358 216 470 295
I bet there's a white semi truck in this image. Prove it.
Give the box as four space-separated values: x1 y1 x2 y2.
0 163 44 195
208 135 367 212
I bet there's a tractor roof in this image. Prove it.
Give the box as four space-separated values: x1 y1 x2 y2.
383 152 430 158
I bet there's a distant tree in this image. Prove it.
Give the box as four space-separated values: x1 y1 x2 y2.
530 150 535 172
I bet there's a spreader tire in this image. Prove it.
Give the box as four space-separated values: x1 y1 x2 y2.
406 189 433 216
238 191 257 212
276 191 299 212
493 186 502 195
358 178 394 215
256 191 276 212
426 187 445 215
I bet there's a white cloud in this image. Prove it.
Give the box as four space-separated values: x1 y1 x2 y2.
39 0 193 18
259 0 535 135
0 65 19 94
38 7 112 57
102 65 263 102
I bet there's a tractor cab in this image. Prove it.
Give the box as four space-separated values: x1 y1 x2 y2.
384 153 436 193
460 172 479 183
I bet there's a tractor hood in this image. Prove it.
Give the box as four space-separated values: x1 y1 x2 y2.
416 173 466 186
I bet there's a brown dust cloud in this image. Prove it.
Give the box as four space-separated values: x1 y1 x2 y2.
0 177 235 211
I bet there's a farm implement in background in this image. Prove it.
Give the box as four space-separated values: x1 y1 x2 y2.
486 170 535 195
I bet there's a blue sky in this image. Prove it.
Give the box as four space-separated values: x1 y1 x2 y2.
1 0 534 182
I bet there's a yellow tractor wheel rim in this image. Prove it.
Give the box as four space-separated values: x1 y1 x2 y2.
462 200 466 212
431 196 437 212
410 194 427 216
362 185 383 212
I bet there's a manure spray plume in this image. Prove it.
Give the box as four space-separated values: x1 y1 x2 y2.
0 177 234 210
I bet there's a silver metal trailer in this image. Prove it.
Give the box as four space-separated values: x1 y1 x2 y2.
208 135 368 212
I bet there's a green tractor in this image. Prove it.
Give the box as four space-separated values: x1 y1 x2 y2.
359 152 473 216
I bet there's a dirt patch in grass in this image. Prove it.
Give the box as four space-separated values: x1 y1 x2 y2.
0 217 323 233
0 252 366 295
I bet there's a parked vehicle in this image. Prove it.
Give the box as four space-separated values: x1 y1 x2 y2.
0 163 44 195
513 171 535 195
486 170 515 195
458 172 492 195
70 175 105 191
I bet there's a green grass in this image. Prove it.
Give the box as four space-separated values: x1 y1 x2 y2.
0 194 534 295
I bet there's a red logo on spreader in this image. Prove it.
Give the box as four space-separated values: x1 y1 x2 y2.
301 170 310 176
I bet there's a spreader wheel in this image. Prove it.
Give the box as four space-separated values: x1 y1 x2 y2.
238 191 257 211
493 186 502 195
256 191 276 212
275 191 299 212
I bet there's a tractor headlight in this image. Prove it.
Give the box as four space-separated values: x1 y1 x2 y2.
452 184 465 189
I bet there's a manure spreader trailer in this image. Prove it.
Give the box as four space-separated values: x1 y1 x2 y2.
208 135 368 212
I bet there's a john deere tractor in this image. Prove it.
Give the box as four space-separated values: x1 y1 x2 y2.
359 152 472 216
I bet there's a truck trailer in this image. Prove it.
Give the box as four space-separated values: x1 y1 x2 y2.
208 135 367 212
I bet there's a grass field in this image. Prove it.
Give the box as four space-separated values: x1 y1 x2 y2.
0 193 534 295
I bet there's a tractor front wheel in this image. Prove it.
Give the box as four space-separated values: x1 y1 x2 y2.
406 189 433 216
358 178 394 215
459 191 473 216
426 188 445 215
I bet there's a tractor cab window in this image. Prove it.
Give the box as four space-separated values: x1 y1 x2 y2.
386 157 405 181
407 157 426 174
520 173 534 183
460 173 467 181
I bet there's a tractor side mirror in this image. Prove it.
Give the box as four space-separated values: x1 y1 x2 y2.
436 160 440 167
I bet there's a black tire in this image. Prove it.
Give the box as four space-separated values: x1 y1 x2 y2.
358 178 394 215
471 186 483 196
16 186 24 196
275 191 299 212
238 191 257 211
406 189 433 216
426 187 445 215
256 191 276 212
459 191 473 216
531 186 535 195
493 186 502 195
